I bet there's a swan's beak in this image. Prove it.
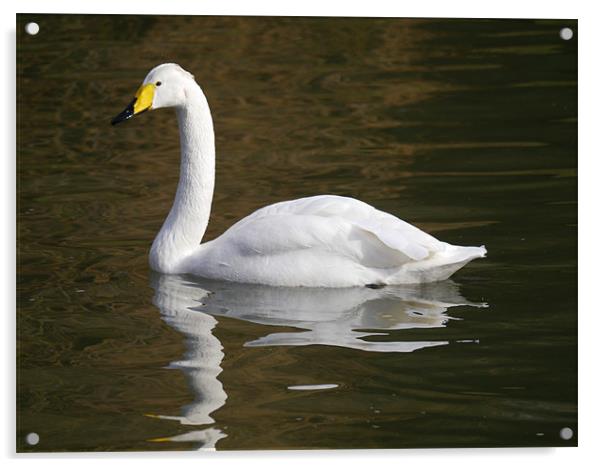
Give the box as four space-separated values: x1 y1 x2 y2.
111 83 156 125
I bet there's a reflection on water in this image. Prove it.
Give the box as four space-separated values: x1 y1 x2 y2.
150 428 226 451
179 276 485 351
151 277 224 426
150 273 485 449
149 275 226 450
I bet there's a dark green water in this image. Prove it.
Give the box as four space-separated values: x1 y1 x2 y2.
17 15 577 451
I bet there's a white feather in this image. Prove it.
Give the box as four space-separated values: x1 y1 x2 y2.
124 64 486 287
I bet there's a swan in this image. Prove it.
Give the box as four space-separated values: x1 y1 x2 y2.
111 63 486 287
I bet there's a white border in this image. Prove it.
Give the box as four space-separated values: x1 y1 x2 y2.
8 0 582 18
3 1 600 466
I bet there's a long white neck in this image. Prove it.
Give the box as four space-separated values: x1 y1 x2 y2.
149 84 215 273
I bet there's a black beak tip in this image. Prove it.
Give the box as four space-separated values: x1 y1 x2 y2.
111 112 132 126
111 99 136 126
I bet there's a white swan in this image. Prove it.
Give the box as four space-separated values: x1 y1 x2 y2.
112 63 486 287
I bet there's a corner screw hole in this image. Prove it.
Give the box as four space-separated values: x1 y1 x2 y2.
560 427 573 440
25 432 39 445
560 27 573 40
25 22 39 36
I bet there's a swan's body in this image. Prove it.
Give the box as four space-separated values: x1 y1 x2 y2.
112 63 486 287
176 195 486 287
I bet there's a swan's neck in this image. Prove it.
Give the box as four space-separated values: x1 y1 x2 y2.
150 86 215 273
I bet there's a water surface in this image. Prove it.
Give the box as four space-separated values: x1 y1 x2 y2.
17 15 577 451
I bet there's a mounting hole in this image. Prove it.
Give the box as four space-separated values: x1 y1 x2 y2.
25 22 40 35
559 427 573 440
25 432 39 445
559 27 573 41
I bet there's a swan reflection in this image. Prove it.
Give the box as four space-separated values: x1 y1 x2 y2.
149 273 485 449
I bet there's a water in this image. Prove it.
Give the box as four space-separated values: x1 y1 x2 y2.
16 15 577 451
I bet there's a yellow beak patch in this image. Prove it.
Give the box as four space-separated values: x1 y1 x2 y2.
133 83 156 114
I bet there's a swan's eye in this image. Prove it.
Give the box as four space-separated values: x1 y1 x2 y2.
156 81 162 86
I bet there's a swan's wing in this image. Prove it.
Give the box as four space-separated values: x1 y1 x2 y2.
221 195 445 267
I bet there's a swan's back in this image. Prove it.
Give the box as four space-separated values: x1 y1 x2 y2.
184 195 486 287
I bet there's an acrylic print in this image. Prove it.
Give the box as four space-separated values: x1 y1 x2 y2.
16 15 577 451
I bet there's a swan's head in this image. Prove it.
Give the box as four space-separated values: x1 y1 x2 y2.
111 63 196 125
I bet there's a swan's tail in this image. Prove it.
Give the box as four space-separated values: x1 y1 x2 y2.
452 244 487 262
386 244 487 284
